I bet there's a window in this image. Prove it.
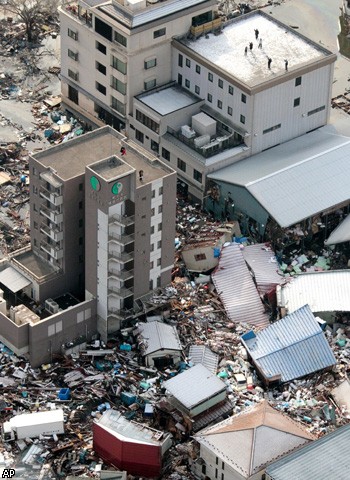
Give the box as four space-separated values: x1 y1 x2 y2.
222 462 225 470
68 49 78 61
144 78 156 90
186 58 191 68
185 79 190 88
263 123 281 134
95 17 112 41
159 186 163 195
193 169 202 183
135 130 144 143
178 54 183 67
157 240 162 249
295 76 302 86
215 469 218 479
96 82 106 95
79 201 83 209
151 208 155 217
308 105 325 116
111 55 127 74
294 97 300 107
68 28 78 40
68 85 79 104
68 69 79 81
111 76 126 94
79 183 83 191
136 110 159 133
216 457 219 465
151 140 159 153
150 261 154 269
154 28 166 38
157 258 161 266
240 114 245 124
151 243 154 252
177 158 186 172
221 474 224 480
158 223 162 231
217 100 222 109
228 85 234 95
33 204 37 212
144 57 157 70
96 61 106 75
33 221 38 230
158 205 163 213
157 276 161 287
79 237 83 245
241 93 246 103
202 465 206 475
196 64 201 74
114 31 127 47
151 225 155 234
111 97 126 115
152 190 155 198
228 106 233 116
208 72 213 82
149 279 153 290
79 219 83 227
218 79 223 88
195 85 200 95
96 41 106 54
162 147 170 161
207 93 212 103
32 185 38 194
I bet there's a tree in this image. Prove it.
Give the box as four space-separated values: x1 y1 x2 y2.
4 0 59 43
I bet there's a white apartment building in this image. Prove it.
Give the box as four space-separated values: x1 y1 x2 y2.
60 1 336 202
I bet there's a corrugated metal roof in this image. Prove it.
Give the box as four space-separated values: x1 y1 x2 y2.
211 244 269 328
0 266 31 293
278 271 350 313
188 345 219 374
241 305 336 383
325 214 350 245
100 0 213 28
242 244 283 294
208 128 350 227
136 321 182 356
266 424 350 480
195 401 313 476
163 364 226 409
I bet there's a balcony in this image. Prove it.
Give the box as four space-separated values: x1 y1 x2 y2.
190 17 222 38
108 232 135 245
109 214 135 227
108 249 133 263
108 268 134 281
39 187 63 207
167 125 244 159
40 206 63 225
40 223 63 243
40 240 63 260
108 285 133 299
61 1 92 27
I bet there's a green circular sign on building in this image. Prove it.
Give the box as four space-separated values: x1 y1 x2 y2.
111 182 123 195
90 176 101 191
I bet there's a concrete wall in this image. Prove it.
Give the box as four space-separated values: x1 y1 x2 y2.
28 298 97 367
0 312 29 356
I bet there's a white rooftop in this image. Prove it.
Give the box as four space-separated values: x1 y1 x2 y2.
96 409 167 445
7 409 64 428
183 11 331 87
163 364 226 409
138 85 200 115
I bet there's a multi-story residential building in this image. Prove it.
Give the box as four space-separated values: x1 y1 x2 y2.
60 0 217 130
60 1 336 203
0 126 176 365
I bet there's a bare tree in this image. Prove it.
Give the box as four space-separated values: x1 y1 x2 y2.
4 0 59 43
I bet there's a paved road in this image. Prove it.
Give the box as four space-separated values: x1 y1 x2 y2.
263 0 349 96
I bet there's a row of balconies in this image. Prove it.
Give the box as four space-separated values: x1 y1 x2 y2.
40 239 63 260
39 186 63 207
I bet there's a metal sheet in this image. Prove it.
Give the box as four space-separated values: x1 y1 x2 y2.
188 345 219 374
278 271 350 313
211 244 269 328
241 305 336 383
266 424 350 480
136 321 182 355
242 243 283 294
0 267 31 293
325 214 350 245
